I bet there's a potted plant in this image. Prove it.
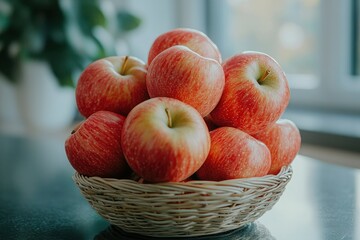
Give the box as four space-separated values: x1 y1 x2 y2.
0 0 141 133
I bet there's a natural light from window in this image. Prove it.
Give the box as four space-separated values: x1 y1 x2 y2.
225 0 321 89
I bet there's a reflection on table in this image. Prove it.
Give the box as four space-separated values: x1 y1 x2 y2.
95 223 274 240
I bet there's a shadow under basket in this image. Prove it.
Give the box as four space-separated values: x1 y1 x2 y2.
73 166 293 238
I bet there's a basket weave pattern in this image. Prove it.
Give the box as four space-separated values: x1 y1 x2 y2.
74 165 292 237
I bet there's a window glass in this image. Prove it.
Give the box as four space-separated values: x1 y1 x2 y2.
226 0 320 78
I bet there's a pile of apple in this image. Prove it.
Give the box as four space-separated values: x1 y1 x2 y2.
65 28 301 183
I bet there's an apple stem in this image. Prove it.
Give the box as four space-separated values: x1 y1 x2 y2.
259 69 271 83
70 121 83 135
120 56 129 75
165 108 173 128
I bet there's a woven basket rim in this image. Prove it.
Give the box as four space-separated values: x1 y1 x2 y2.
73 165 292 189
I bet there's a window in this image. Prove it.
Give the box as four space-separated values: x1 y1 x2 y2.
219 0 321 89
205 0 360 112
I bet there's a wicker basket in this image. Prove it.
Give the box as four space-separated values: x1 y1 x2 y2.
74 165 292 238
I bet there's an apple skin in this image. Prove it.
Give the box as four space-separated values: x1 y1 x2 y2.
121 97 211 183
252 119 301 174
65 111 129 178
210 52 290 135
196 127 271 181
146 45 225 117
76 56 149 118
147 28 222 65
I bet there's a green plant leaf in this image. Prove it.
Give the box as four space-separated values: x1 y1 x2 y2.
44 42 85 88
64 21 108 62
91 26 116 57
0 0 141 87
23 20 46 55
60 0 114 59
0 24 21 83
0 0 12 34
0 43 18 83
77 0 107 35
117 10 141 32
0 15 9 34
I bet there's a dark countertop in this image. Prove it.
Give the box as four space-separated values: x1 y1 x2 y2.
0 133 359 240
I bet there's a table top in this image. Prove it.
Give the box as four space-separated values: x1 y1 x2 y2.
0 133 359 240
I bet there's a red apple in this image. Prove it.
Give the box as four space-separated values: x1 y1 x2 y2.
65 111 129 178
252 119 301 174
210 52 290 134
146 45 225 117
121 97 211 183
204 115 218 131
196 127 271 181
147 28 222 65
76 56 149 118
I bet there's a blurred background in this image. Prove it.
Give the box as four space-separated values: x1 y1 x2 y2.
0 0 359 166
